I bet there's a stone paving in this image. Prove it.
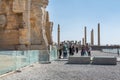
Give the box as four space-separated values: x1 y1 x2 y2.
1 51 120 80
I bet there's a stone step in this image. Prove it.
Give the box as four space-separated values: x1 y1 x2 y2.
68 56 91 64
92 56 117 65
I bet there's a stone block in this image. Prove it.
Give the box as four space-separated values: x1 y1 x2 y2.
0 15 6 29
0 30 19 45
17 45 28 50
30 45 46 50
13 0 26 13
68 56 91 64
92 56 117 65
19 29 29 45
0 45 16 50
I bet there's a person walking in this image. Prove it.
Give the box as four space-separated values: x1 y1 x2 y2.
81 45 86 56
71 44 75 55
86 43 91 56
58 44 63 59
117 48 119 56
69 44 72 55
63 43 68 58
75 43 79 53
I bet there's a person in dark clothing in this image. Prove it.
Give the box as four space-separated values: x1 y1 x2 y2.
76 47 79 53
81 45 85 56
75 43 79 53
63 43 67 58
69 44 72 55
86 43 91 56
71 45 75 55
58 44 62 59
117 48 119 56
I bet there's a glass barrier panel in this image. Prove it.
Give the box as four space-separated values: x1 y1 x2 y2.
0 51 16 75
0 50 40 75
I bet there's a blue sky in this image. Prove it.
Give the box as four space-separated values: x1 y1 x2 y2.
47 0 120 45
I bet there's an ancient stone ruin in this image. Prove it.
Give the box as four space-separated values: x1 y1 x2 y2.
0 0 53 50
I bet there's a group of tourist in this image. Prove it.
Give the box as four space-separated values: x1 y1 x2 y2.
58 41 92 59
58 41 80 59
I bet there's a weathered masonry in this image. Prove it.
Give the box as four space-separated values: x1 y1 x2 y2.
0 0 53 50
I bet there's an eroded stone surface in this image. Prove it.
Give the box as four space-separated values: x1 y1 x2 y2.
0 0 53 50
0 15 6 29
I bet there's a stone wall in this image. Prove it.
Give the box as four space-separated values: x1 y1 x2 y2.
0 0 53 50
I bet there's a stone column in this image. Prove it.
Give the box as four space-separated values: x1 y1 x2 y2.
58 24 60 47
91 29 94 45
84 26 87 45
57 24 60 59
26 0 31 46
79 40 81 49
79 41 81 46
82 38 85 45
98 23 100 46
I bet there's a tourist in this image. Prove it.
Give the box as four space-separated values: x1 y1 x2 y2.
117 48 119 56
58 44 63 59
85 43 91 56
69 43 72 56
63 43 68 58
81 45 85 56
75 43 79 53
71 44 75 55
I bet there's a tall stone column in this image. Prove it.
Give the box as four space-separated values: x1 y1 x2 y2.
79 40 81 49
82 38 85 45
79 40 81 46
57 24 60 59
25 0 31 46
84 26 87 45
98 23 100 46
45 11 53 45
58 24 60 46
91 29 94 45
